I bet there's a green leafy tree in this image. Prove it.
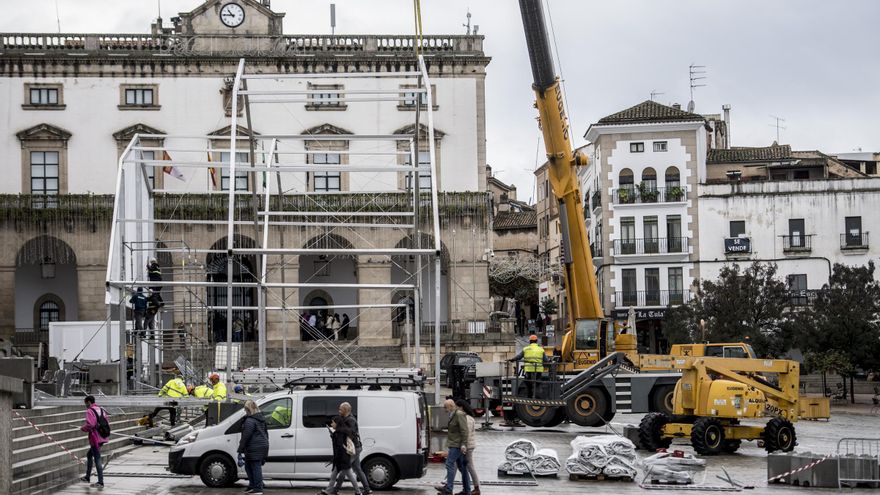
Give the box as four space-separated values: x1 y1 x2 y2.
662 263 794 357
540 296 559 316
801 262 880 400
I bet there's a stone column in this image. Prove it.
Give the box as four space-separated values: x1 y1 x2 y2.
0 268 14 339
265 258 299 366
356 257 392 346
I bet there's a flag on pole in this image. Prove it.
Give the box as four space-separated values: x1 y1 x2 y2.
161 151 185 181
207 152 219 189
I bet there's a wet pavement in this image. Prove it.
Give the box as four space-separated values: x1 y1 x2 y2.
57 408 880 495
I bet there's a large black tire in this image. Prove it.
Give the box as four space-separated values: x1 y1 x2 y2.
199 453 237 488
722 439 742 453
691 417 725 455
638 412 672 451
514 403 559 427
362 455 399 490
763 418 797 453
543 406 567 427
651 385 676 416
565 388 609 427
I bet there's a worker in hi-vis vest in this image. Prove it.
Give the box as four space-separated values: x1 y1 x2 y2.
509 334 549 398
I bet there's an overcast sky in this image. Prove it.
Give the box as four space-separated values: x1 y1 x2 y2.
5 0 879 201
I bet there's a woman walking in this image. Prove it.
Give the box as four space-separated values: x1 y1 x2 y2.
331 313 342 340
456 399 481 495
321 416 361 495
238 400 269 495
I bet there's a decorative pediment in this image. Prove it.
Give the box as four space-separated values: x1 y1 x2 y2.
302 123 353 136
112 123 166 143
392 123 445 139
177 0 285 36
16 123 72 143
208 124 260 137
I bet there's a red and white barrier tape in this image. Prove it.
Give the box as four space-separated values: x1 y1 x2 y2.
767 456 829 483
13 410 84 465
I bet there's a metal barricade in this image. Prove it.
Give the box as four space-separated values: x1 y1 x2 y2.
837 438 880 488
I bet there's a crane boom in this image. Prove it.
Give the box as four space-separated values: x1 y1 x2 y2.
518 0 603 362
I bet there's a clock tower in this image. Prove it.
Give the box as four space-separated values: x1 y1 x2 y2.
174 0 284 36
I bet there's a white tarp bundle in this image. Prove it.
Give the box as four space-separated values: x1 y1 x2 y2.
640 450 706 483
498 439 561 475
565 435 638 478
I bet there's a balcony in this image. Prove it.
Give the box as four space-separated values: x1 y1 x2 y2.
590 242 603 259
591 190 601 210
841 233 869 250
782 235 812 253
613 237 689 256
611 186 687 205
614 290 691 308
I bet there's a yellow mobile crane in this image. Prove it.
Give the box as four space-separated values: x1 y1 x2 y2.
505 1 799 430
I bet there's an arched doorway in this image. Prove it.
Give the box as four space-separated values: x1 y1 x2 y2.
15 236 78 336
298 234 357 341
206 235 257 343
391 234 450 335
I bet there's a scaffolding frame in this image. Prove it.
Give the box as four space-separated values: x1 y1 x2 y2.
107 57 445 403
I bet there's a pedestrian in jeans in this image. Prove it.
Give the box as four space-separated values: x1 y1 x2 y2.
79 395 109 488
321 416 361 495
333 402 372 494
435 399 471 495
455 399 481 495
129 287 147 333
238 400 269 495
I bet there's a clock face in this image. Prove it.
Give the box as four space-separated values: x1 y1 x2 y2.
220 3 245 28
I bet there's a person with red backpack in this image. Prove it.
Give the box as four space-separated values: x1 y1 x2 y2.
80 395 110 488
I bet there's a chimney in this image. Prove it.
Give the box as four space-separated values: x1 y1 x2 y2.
672 103 681 110
722 104 731 149
262 0 271 8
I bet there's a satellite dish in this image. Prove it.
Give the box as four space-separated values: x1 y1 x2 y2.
687 100 695 113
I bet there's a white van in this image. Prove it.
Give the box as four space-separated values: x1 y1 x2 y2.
169 389 429 489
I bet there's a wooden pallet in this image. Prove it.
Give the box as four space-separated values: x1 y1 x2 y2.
497 470 558 478
568 473 634 482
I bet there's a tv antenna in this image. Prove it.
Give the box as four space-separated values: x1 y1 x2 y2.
688 64 707 111
650 90 664 102
463 9 472 35
55 0 62 33
769 115 786 142
330 4 336 35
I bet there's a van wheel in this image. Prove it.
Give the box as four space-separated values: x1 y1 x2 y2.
199 453 236 488
363 456 398 490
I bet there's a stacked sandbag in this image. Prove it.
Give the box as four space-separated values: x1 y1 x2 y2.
498 439 561 475
565 435 638 479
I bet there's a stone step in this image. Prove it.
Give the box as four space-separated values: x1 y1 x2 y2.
14 411 147 438
12 442 141 494
13 424 144 467
14 415 146 449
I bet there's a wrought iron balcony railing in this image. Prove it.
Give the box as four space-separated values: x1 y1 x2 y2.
613 290 691 308
611 186 687 205
613 237 689 255
782 235 812 252
840 233 869 250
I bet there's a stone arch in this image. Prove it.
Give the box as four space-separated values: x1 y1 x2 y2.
15 236 78 331
392 233 450 325
619 168 634 186
299 233 358 340
641 167 657 187
664 166 681 187
206 234 258 343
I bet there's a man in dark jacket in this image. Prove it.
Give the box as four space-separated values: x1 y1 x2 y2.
334 402 372 494
322 416 360 495
129 288 147 333
147 258 164 305
238 401 269 495
436 399 471 495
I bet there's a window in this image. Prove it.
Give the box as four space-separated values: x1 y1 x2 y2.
38 300 60 331
845 216 863 246
630 142 645 153
730 221 746 238
404 150 432 192
641 167 657 191
789 219 805 248
260 398 293 430
399 84 436 110
126 88 154 105
645 268 660 305
219 151 249 191
793 170 810 180
310 152 342 192
31 87 58 105
620 217 636 254
653 141 667 152
575 319 599 350
30 151 59 207
140 150 157 188
644 217 659 253
119 84 159 109
23 84 64 109
665 167 681 189
307 83 345 110
667 215 682 253
622 269 637 305
668 267 684 305
787 274 808 306
302 396 357 428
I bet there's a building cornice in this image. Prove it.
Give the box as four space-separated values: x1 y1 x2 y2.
584 121 705 143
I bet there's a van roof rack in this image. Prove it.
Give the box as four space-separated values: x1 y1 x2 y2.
232 367 426 389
